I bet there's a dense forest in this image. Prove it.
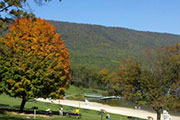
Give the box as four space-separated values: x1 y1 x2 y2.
48 20 180 71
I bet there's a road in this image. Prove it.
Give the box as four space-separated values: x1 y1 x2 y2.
36 98 180 120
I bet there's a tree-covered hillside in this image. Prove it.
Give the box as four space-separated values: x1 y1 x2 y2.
11 20 180 70
49 20 180 71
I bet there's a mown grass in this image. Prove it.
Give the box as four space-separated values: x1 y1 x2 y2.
65 85 107 95
64 85 107 100
0 94 145 120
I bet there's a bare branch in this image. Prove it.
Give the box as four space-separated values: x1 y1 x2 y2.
0 4 13 13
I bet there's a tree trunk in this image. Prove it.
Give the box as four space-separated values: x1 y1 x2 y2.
167 88 171 96
20 98 26 112
156 110 161 120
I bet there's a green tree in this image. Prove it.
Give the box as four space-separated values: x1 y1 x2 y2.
0 17 71 112
155 43 180 111
110 57 143 98
71 65 100 88
0 0 61 35
71 65 110 89
97 68 110 87
111 55 180 120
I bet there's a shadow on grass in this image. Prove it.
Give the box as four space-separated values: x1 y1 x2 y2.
0 109 60 120
0 115 27 120
0 107 60 116
0 104 10 108
12 105 20 109
0 111 5 114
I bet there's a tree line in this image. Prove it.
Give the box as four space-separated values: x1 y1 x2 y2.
106 43 180 120
70 65 109 89
69 42 180 120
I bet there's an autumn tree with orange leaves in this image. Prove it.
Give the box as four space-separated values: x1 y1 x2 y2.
0 18 71 112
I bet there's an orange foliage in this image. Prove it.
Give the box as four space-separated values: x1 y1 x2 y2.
1 17 71 93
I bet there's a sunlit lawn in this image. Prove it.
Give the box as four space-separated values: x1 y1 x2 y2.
0 94 140 120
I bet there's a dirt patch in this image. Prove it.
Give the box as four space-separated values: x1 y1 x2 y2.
11 111 57 118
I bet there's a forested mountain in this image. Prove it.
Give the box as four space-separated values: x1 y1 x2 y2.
48 20 180 70
1 20 179 70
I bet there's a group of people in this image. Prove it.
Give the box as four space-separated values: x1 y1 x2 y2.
47 105 110 120
59 106 80 117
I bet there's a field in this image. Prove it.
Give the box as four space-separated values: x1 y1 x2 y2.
64 85 107 100
0 94 144 120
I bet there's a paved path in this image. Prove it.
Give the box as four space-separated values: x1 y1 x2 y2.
36 98 180 120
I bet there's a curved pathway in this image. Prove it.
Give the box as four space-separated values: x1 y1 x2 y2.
36 98 180 120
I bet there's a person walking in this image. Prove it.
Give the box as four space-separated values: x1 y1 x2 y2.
59 106 63 117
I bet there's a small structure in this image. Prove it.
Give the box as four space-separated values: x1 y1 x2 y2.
85 99 91 106
163 110 172 120
32 106 38 119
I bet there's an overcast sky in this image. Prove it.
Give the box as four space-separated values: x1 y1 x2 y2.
28 0 180 35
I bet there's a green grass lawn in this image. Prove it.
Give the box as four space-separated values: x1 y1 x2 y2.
64 85 107 100
65 85 107 95
0 113 26 120
0 94 145 120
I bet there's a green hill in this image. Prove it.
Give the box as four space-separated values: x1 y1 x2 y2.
48 20 180 70
4 20 180 71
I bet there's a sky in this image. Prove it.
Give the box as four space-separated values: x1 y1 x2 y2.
28 0 180 35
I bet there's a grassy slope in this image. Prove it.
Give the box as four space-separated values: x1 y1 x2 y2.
64 85 107 101
65 85 107 95
0 94 139 120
